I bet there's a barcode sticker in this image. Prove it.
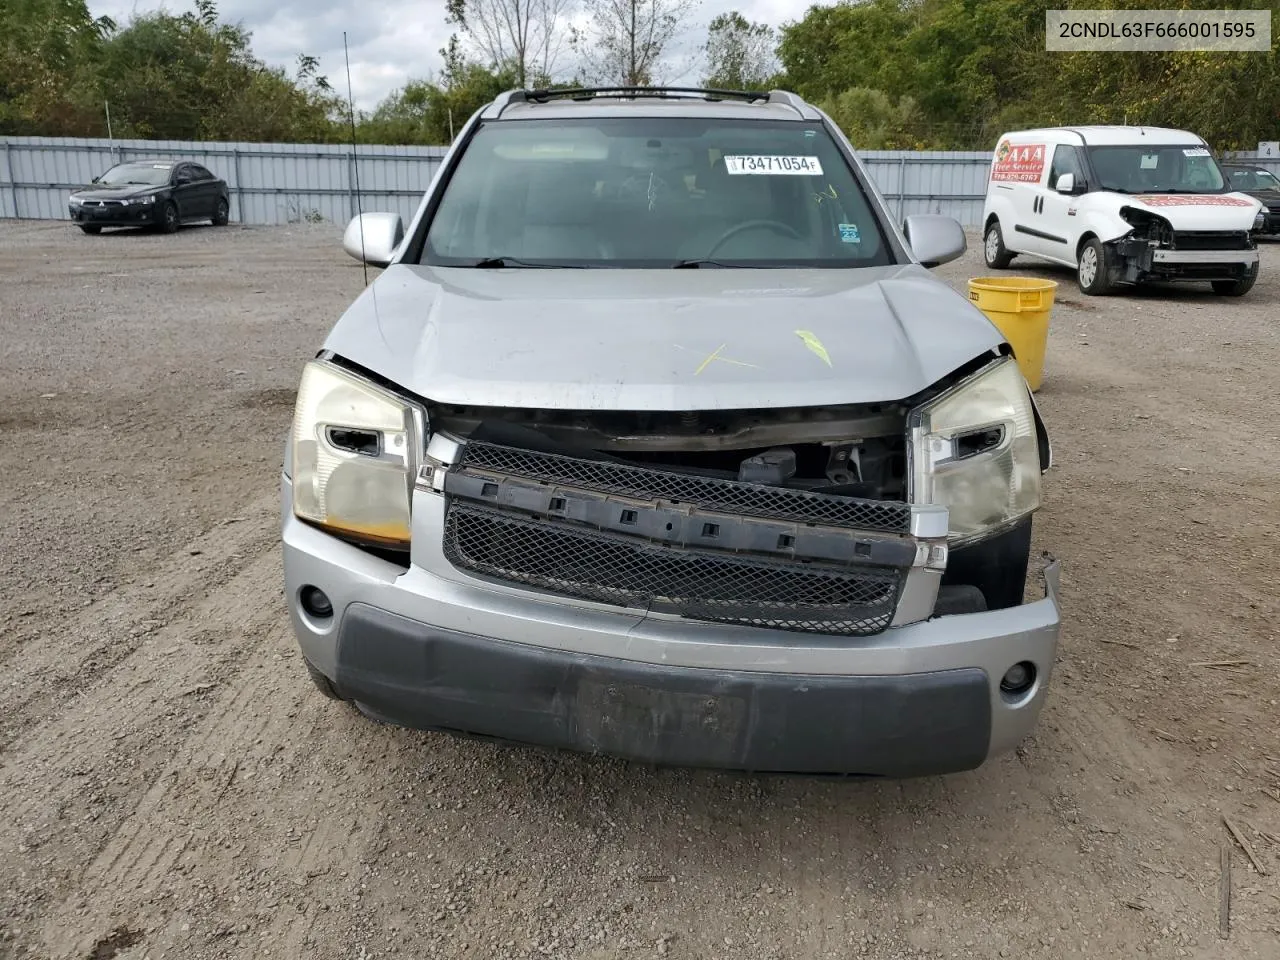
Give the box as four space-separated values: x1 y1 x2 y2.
725 155 824 176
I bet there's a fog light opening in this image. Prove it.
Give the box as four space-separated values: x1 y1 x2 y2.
1000 661 1036 697
299 585 333 620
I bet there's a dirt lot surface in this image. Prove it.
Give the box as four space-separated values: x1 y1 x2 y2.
1 218 1278 960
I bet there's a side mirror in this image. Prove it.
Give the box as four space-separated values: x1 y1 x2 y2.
902 214 966 268
343 212 404 267
1054 173 1076 194
91 176 100 184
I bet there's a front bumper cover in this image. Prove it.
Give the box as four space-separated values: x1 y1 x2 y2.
282 475 1063 777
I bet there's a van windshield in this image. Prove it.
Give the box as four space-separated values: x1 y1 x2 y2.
1085 145 1227 194
422 117 894 268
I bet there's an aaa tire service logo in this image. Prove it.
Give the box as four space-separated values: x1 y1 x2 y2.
991 141 1046 183
1135 195 1255 207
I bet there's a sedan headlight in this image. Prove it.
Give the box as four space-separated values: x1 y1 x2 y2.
909 357 1041 544
69 195 82 207
122 196 156 206
290 360 425 550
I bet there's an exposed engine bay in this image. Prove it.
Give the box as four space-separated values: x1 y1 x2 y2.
427 401 910 502
1114 206 1256 284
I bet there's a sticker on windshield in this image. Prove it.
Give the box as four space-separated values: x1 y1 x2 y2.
1140 154 1159 169
838 223 861 243
725 155 824 176
1183 147 1210 157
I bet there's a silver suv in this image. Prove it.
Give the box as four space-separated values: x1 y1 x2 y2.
281 87 1061 777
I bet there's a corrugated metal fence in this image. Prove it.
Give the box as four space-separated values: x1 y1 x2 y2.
0 137 449 226
2 136 1277 228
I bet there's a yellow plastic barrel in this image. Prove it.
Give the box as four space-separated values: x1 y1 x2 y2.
967 277 1058 392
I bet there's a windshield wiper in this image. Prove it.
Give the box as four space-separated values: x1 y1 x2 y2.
461 256 575 268
671 258 746 269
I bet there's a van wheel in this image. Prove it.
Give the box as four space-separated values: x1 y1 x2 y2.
983 221 1015 269
1077 238 1115 295
1211 262 1258 297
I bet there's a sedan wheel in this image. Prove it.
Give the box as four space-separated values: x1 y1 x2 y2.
160 202 179 234
213 198 229 227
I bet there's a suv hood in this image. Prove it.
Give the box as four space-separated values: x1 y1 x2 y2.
323 264 1004 411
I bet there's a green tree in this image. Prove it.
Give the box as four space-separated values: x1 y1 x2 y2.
445 0 576 86
702 11 778 89
0 0 115 135
818 87 923 149
357 39 518 145
576 0 701 85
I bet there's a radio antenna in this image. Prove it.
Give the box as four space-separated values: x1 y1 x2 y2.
343 31 368 286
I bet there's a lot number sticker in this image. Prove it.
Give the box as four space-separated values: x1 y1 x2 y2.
1183 147 1210 157
725 155 824 175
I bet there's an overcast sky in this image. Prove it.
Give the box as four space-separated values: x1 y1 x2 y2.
87 0 814 110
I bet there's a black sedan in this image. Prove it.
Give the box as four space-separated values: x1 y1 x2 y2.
1221 162 1280 238
68 159 231 235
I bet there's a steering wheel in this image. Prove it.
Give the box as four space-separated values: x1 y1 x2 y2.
706 219 802 258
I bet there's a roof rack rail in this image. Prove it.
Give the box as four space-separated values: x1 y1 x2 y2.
765 90 811 118
491 86 771 115
528 86 769 102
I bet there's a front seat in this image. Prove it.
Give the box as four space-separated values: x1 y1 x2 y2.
517 165 614 261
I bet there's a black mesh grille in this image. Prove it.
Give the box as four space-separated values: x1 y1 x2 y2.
444 502 902 636
1172 230 1252 251
459 441 910 534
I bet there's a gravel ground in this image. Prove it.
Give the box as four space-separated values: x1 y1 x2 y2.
1 218 1278 960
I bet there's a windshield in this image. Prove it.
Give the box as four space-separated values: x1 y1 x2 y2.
1226 167 1280 191
1085 145 1226 194
96 162 173 186
422 117 893 268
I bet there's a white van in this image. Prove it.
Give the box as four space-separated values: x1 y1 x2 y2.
981 126 1265 296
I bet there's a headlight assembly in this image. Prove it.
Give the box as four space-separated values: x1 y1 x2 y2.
290 360 425 550
909 357 1041 544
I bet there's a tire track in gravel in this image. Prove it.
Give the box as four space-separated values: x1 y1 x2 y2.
1 517 289 957
0 491 279 750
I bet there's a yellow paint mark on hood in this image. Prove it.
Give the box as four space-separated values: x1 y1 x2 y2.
794 329 832 367
687 343 759 375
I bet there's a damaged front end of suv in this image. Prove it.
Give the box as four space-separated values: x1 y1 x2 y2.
281 87 1062 778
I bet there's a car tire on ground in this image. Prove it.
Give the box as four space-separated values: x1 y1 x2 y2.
212 198 229 227
983 220 1015 269
1077 237 1116 295
79 224 101 235
160 202 179 234
303 659 344 700
1211 262 1258 297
